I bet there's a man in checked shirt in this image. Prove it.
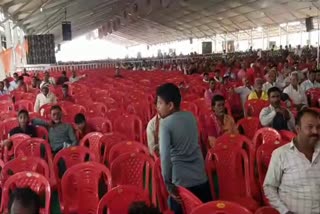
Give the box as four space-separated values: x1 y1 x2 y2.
264 108 320 214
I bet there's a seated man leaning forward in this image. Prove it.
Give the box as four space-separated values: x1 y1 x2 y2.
33 105 78 154
205 94 238 148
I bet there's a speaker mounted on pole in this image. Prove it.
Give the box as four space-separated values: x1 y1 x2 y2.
306 17 314 32
62 21 72 41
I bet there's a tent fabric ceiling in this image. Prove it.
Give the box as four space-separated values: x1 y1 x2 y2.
0 0 319 45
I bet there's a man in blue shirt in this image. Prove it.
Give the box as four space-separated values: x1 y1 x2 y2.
156 83 211 214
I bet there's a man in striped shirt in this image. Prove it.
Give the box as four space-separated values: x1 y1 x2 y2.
264 108 320 214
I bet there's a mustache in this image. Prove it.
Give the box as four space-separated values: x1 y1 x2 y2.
310 134 319 138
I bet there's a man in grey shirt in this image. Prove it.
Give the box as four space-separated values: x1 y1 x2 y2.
33 105 78 153
156 83 211 214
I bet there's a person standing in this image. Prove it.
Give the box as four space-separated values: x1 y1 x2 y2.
264 108 320 214
156 83 211 214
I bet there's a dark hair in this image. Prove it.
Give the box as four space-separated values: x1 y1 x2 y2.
62 71 67 75
267 87 281 97
13 72 18 76
296 108 320 126
310 70 317 74
74 113 86 124
203 72 209 76
50 105 62 112
128 202 161 214
62 84 69 89
9 188 41 214
212 94 225 106
18 109 29 117
156 83 181 109
209 78 216 83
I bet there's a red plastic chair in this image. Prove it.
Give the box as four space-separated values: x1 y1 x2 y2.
35 126 49 141
255 206 280 214
39 103 54 118
85 102 108 117
178 186 203 214
181 101 199 116
127 102 152 126
108 141 149 163
253 128 281 151
3 133 30 162
0 172 51 214
53 146 97 212
14 138 55 186
206 145 259 212
152 158 169 212
0 112 16 122
61 162 112 214
237 117 261 139
245 100 269 117
110 153 154 195
1 156 50 186
190 201 252 214
14 99 34 111
80 132 104 162
0 95 12 102
278 130 296 143
63 104 86 122
97 185 150 214
100 132 128 165
2 118 19 138
88 117 113 133
0 100 14 113
256 141 287 204
114 114 144 143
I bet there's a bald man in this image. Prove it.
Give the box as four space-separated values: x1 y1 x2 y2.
248 78 268 101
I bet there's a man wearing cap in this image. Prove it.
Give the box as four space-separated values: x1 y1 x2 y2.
34 82 57 112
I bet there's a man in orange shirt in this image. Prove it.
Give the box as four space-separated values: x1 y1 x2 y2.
205 94 238 147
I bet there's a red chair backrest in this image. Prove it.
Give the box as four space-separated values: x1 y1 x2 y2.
0 100 14 113
178 186 203 214
245 100 269 117
181 101 199 116
61 162 112 213
110 153 154 193
206 145 251 201
97 185 150 214
2 118 19 138
14 99 34 111
39 103 54 118
237 117 261 139
253 128 281 150
256 141 287 189
278 130 296 143
35 126 49 141
53 146 97 182
88 117 113 133
80 132 103 161
190 201 252 214
85 102 108 117
3 134 31 162
1 172 51 214
127 102 152 126
152 158 169 212
108 141 149 163
114 114 143 143
100 132 128 165
1 156 50 185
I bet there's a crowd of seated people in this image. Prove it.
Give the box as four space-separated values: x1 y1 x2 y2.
0 45 319 214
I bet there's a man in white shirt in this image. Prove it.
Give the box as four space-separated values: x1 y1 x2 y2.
40 71 56 85
264 108 320 214
259 87 295 132
262 69 285 91
69 70 86 83
146 114 161 155
234 77 253 111
7 73 19 91
34 83 57 113
301 70 320 92
283 72 308 110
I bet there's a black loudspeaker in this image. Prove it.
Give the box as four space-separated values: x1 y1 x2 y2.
25 34 56 64
306 17 314 32
190 37 193 44
202 42 212 54
62 21 72 41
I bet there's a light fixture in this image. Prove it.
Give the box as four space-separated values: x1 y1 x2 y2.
40 7 43 12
